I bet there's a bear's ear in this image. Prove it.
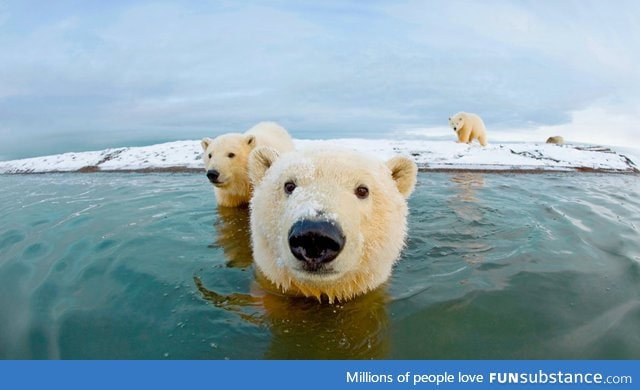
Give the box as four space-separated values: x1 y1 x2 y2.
386 156 418 198
201 138 212 152
246 135 256 148
249 147 280 185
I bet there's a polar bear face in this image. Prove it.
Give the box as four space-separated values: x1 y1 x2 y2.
448 113 465 132
201 133 256 198
248 147 417 302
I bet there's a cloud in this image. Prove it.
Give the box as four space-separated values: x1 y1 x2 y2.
0 1 639 159
383 2 640 96
0 5 7 27
511 104 640 148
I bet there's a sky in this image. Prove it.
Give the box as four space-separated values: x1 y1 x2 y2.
1 0 639 160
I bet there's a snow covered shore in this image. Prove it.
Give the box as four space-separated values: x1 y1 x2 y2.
0 139 637 174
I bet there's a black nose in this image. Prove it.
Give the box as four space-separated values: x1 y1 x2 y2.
453 127 457 131
288 220 345 269
206 170 220 183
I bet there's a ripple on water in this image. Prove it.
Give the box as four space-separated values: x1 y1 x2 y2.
0 229 25 251
1 172 639 359
22 243 49 260
95 239 117 252
30 219 50 227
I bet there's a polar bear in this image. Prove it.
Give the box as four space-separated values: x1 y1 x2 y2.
448 112 488 146
546 136 564 145
247 147 418 303
201 122 294 207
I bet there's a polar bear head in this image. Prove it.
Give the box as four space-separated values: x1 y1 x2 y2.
448 112 466 132
248 147 417 302
201 133 257 205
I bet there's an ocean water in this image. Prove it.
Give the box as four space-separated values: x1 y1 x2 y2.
0 172 639 359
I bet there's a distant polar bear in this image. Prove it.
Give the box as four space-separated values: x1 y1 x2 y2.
448 112 488 146
546 136 564 145
201 122 294 207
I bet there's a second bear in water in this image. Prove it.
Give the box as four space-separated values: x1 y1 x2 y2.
201 122 294 207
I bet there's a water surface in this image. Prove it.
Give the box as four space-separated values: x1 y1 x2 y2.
0 172 638 359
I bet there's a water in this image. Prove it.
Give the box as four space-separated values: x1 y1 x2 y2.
0 172 639 359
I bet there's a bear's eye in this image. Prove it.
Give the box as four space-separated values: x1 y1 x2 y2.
208 153 212 159
355 185 369 199
227 152 235 158
284 181 296 195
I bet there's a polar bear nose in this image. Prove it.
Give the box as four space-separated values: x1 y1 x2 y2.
206 169 220 183
288 220 346 268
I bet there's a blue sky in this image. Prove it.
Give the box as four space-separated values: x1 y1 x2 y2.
1 0 639 160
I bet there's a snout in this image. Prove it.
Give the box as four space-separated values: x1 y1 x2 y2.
288 220 346 271
453 127 457 131
206 169 220 184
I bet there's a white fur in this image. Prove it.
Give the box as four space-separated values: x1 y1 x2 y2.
448 112 488 146
201 122 294 207
248 147 417 302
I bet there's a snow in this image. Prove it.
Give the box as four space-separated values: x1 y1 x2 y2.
0 139 637 174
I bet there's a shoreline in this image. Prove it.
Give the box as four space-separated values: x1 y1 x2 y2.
4 166 637 175
1 139 638 175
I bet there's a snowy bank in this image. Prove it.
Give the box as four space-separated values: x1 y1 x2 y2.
0 139 637 174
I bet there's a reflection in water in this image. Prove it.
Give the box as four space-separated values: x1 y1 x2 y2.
210 206 253 269
450 172 484 220
194 276 263 325
198 205 390 358
449 173 489 265
195 276 389 359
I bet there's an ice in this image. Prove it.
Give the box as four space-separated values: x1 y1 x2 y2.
0 139 637 173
